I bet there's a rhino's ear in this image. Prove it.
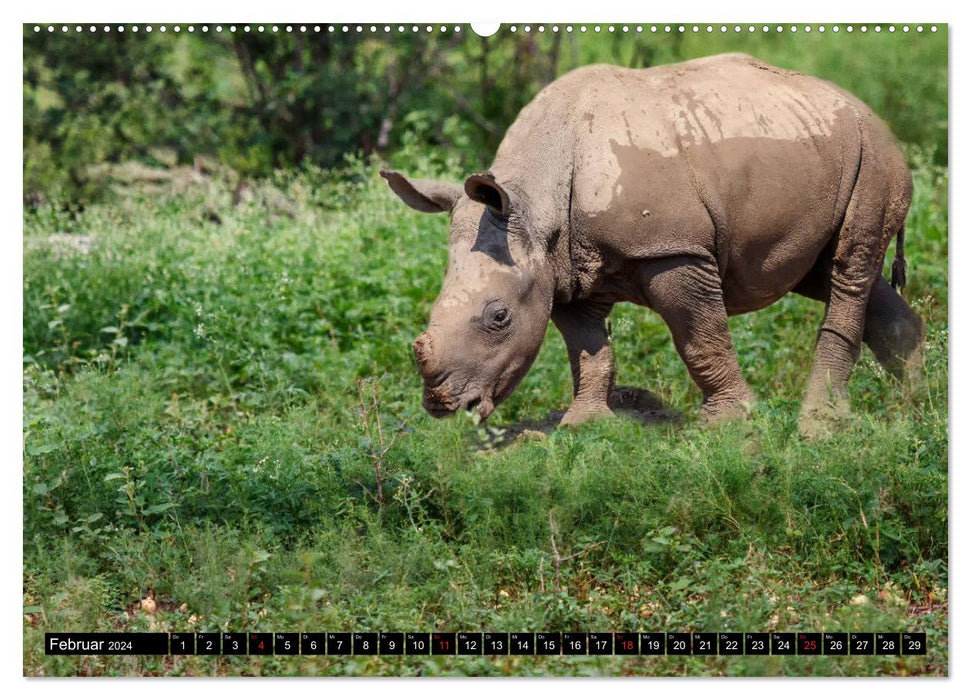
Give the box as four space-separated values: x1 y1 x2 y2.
380 170 462 214
464 172 511 217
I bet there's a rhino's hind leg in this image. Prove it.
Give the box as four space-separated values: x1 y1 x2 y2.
798 145 911 439
551 301 616 426
795 275 924 383
643 256 755 421
862 277 925 384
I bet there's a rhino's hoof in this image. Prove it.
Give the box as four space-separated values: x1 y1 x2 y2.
700 393 756 423
559 405 615 427
797 415 838 441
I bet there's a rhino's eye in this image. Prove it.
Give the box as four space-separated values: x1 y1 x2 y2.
481 300 512 331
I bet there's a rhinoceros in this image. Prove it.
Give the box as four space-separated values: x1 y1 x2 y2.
381 53 923 437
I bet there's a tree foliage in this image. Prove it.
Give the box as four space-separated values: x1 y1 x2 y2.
24 25 947 205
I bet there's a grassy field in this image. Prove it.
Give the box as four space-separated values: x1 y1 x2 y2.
22 149 947 676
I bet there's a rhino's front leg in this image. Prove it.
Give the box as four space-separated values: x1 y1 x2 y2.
551 301 616 426
643 255 755 421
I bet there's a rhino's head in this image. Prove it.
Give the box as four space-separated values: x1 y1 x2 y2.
382 170 556 421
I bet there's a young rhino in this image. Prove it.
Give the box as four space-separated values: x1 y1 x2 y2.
382 53 924 438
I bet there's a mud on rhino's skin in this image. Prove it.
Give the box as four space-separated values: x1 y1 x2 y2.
381 53 924 435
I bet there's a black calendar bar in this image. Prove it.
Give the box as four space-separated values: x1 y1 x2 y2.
380 632 404 655
615 632 639 655
824 632 848 655
457 632 481 655
276 632 299 655
198 632 220 655
432 632 456 655
406 632 430 655
483 633 508 655
798 632 822 655
249 632 272 656
719 633 743 655
302 633 326 655
563 633 587 655
170 632 194 655
44 631 928 656
45 633 168 655
588 632 612 655
536 633 561 655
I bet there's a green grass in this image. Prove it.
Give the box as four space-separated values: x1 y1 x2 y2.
22 153 948 676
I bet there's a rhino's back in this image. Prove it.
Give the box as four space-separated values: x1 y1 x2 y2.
566 54 863 154
548 55 899 311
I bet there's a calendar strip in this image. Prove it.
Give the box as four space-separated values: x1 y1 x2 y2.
45 632 927 656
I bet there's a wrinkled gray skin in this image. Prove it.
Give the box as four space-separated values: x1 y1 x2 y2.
382 54 923 438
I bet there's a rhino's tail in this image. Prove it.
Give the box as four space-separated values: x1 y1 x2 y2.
891 225 907 291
